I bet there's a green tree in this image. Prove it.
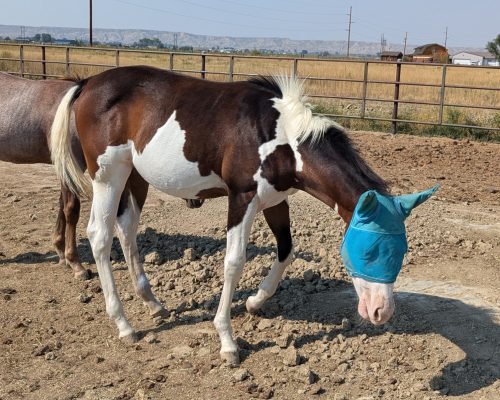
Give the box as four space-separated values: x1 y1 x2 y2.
486 34 500 60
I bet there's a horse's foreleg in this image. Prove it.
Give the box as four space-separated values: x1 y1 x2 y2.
214 192 258 366
61 185 89 280
246 200 293 313
115 172 167 318
87 157 136 343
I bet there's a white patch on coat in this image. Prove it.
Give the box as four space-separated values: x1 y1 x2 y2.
131 111 226 199
252 107 302 209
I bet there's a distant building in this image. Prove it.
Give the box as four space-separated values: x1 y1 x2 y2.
53 39 72 45
451 51 499 67
411 43 448 63
380 51 403 61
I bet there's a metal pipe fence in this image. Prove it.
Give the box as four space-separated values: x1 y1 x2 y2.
1 43 499 134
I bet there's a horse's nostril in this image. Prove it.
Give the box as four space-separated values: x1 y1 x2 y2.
373 308 381 322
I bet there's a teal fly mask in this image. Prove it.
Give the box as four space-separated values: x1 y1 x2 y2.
340 185 439 283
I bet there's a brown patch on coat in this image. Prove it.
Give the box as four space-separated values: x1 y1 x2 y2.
260 144 297 192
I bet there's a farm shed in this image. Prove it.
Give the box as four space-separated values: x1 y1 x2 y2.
411 43 449 63
452 51 499 66
381 51 403 61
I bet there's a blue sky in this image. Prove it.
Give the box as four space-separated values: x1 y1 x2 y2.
1 0 498 47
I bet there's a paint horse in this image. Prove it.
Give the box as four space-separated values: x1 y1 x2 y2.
0 72 89 279
0 72 202 280
50 66 437 365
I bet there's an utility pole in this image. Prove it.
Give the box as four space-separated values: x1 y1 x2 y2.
403 32 408 58
89 0 93 46
444 26 448 48
380 33 386 54
173 33 178 50
346 6 352 58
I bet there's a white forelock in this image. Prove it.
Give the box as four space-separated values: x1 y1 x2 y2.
271 74 344 144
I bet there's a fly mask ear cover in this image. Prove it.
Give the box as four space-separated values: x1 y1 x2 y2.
340 185 439 283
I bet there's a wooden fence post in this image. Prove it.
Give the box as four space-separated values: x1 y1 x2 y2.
169 53 174 70
201 53 206 79
392 61 402 133
41 45 47 79
293 58 298 78
229 56 234 82
438 64 447 125
65 47 70 74
19 45 24 77
115 49 120 67
360 61 369 118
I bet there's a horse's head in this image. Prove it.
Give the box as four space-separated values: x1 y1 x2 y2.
341 185 439 324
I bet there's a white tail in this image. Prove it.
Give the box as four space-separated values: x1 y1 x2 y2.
50 85 91 198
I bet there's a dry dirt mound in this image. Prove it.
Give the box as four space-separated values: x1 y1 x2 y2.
0 131 499 400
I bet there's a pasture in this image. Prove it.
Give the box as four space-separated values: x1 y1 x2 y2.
1 131 499 399
0 43 499 140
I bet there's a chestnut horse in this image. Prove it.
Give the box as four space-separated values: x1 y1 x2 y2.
50 66 436 365
0 72 89 279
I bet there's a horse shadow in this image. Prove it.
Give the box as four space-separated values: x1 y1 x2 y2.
0 226 317 266
143 278 499 397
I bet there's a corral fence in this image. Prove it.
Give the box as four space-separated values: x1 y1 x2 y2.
1 43 499 135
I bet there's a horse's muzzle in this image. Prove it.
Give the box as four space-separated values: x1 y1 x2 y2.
352 277 395 325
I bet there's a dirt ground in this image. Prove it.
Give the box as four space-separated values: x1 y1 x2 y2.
0 131 499 400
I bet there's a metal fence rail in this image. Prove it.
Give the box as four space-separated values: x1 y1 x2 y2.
1 43 499 134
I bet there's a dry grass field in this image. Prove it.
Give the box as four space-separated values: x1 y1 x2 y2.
1 43 499 139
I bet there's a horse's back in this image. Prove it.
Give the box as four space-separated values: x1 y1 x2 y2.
0 73 74 164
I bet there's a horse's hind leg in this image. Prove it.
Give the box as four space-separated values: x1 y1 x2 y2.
52 191 66 264
61 185 89 280
246 200 294 313
52 185 89 280
87 149 136 342
115 170 167 318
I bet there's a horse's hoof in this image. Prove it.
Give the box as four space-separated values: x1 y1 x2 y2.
120 331 138 345
245 296 261 314
220 351 240 367
74 269 91 281
150 307 170 319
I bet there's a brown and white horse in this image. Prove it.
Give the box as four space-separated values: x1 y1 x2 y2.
50 66 406 365
0 72 89 279
0 72 202 280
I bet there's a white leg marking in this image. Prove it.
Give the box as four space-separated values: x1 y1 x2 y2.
87 144 135 339
214 198 258 361
246 248 294 313
115 192 165 317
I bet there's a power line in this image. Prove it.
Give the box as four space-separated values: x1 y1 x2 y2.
215 0 347 17
109 0 346 33
144 0 345 26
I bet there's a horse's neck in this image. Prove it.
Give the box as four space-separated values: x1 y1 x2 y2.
297 146 370 225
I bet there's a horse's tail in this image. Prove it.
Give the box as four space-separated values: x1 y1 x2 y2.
50 82 91 199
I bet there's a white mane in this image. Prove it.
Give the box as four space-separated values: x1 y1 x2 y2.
271 74 344 144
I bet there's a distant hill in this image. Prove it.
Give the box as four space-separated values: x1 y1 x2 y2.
0 24 484 56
